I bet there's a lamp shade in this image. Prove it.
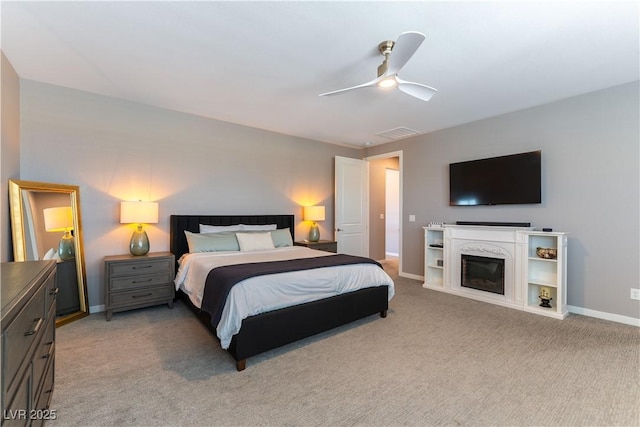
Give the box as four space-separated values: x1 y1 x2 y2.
43 206 74 232
303 206 325 222
120 201 159 224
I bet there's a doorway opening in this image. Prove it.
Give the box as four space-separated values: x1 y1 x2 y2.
365 151 403 273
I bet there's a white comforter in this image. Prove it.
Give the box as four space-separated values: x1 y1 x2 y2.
174 247 395 349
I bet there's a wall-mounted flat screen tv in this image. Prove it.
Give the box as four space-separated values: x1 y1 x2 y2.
449 150 542 206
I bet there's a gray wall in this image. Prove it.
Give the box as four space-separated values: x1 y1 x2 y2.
366 81 640 321
16 80 361 308
1 51 20 262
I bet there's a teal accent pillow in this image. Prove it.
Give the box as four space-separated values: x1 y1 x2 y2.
270 228 293 247
184 231 240 253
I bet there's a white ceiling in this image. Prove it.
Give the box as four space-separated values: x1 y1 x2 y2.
2 1 638 148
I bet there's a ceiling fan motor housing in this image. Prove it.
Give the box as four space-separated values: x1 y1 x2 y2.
377 40 395 77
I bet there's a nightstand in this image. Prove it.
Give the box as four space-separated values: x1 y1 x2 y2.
294 240 337 253
104 252 175 321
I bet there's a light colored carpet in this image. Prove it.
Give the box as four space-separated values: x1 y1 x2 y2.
48 260 639 426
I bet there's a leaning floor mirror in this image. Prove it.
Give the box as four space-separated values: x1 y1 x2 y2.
9 179 90 326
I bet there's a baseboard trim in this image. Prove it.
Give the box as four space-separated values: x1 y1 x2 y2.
90 304 105 314
399 271 424 282
568 305 640 327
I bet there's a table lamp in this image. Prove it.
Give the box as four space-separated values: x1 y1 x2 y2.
43 206 75 260
120 201 159 256
303 206 325 242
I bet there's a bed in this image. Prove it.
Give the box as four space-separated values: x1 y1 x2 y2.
170 214 394 371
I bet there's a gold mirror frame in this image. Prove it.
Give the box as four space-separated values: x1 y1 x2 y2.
9 180 89 326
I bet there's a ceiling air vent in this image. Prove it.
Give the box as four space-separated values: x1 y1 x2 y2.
376 126 422 140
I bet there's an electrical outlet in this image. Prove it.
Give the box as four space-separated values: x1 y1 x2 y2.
631 288 640 300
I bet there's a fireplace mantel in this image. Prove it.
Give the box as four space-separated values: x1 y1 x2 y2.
423 224 568 319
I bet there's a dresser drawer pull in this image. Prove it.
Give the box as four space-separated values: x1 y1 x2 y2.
25 317 44 336
132 278 153 284
132 293 153 298
132 265 153 269
50 287 59 296
42 341 54 359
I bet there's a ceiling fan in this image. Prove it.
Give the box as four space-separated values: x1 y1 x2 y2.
319 31 437 102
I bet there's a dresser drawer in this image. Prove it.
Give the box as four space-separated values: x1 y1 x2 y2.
109 272 173 292
3 364 31 427
107 258 173 277
109 283 174 307
3 288 46 392
32 316 55 398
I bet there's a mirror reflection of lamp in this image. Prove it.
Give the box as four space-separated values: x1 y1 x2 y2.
120 201 159 256
43 206 75 260
303 206 325 242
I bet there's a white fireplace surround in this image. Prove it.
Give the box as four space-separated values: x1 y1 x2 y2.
423 224 568 319
447 225 525 307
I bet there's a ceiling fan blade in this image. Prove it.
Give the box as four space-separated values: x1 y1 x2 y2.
385 31 425 76
396 77 437 102
319 76 383 97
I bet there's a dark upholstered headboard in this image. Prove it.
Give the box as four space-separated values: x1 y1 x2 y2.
169 214 295 265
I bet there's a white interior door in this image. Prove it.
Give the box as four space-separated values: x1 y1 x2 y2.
335 156 368 256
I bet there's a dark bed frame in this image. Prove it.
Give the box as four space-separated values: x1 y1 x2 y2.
170 214 389 371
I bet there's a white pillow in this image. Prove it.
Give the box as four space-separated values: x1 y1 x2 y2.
240 224 277 231
199 224 243 233
236 232 275 251
42 248 56 260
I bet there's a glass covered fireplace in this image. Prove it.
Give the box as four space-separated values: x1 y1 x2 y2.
461 254 505 295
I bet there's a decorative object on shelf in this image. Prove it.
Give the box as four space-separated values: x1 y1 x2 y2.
120 201 159 256
536 247 557 259
303 205 325 242
539 287 553 308
436 259 444 267
44 206 75 260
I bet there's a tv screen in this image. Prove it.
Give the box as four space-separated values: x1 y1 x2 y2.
449 151 542 206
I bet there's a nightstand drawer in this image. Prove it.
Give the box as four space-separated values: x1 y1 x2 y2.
109 272 173 292
294 240 337 253
109 284 173 307
311 242 337 252
107 258 173 277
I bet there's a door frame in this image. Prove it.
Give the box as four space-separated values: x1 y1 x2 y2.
365 150 403 274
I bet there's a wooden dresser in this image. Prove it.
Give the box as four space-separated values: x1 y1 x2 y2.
104 252 175 321
1 261 57 426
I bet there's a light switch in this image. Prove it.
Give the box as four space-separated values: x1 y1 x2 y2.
380 213 385 220
409 215 416 222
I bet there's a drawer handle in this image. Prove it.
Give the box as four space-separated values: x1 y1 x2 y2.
132 293 153 298
132 265 153 269
42 342 54 359
132 278 153 284
50 287 59 296
25 317 43 336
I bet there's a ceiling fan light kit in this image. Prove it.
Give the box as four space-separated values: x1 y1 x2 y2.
320 31 437 102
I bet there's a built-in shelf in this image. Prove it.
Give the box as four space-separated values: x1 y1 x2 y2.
424 227 445 288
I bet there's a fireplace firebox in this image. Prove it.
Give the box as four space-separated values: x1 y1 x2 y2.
461 255 505 295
